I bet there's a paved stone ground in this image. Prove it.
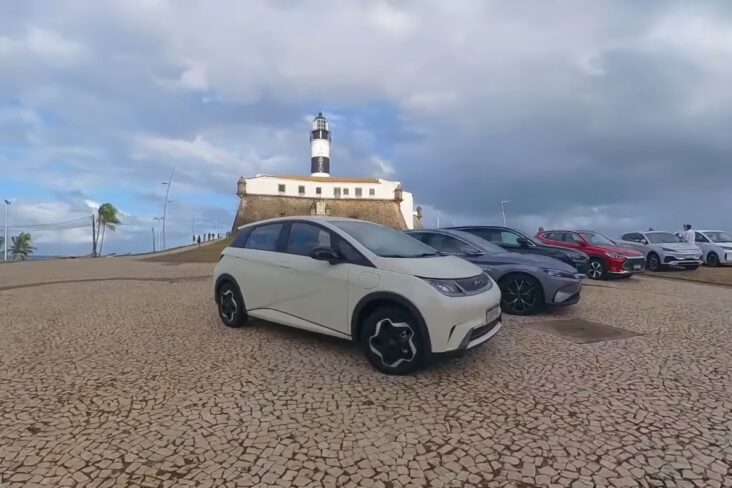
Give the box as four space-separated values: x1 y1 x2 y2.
1 258 731 487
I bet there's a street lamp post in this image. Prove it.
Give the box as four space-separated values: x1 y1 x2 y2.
153 217 163 252
3 199 10 262
161 168 175 250
500 198 511 227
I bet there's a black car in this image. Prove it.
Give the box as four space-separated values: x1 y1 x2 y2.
448 225 590 275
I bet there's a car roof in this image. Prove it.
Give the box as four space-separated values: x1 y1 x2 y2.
236 215 372 230
449 225 508 230
697 229 724 233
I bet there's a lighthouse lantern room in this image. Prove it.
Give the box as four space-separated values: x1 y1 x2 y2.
310 112 331 176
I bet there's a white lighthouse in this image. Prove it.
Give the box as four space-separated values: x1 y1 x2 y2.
310 112 331 176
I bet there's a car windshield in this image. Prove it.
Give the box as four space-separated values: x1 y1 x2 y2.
332 221 441 258
646 232 681 244
705 231 732 243
579 232 615 246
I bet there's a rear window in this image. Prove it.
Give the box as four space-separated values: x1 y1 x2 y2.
245 223 283 251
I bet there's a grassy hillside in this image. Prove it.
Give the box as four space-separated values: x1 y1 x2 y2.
144 239 232 263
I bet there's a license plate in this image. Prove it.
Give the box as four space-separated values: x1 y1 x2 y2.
633 264 641 270
686 255 696 260
486 306 500 323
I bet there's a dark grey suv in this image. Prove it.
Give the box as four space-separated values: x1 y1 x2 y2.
408 229 583 315
448 225 590 276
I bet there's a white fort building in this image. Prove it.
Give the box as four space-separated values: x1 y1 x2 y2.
232 112 422 231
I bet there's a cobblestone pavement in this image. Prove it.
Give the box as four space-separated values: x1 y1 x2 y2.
1 259 731 487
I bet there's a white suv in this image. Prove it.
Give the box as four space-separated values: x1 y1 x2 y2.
213 217 502 374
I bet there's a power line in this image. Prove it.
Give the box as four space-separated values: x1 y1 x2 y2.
6 216 90 230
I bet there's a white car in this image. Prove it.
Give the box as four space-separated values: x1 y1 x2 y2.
618 231 703 271
680 230 732 267
213 216 503 375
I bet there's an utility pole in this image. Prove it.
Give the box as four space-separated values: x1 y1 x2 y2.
215 219 218 238
161 167 175 250
3 199 10 262
154 217 163 252
500 198 511 227
152 226 156 253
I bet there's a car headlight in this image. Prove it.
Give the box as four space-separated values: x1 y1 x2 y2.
605 252 625 259
423 278 465 297
422 273 493 296
661 247 675 252
542 268 578 279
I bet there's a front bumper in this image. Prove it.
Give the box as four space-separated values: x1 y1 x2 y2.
662 253 703 267
571 260 589 276
457 314 502 351
415 282 503 354
608 257 646 275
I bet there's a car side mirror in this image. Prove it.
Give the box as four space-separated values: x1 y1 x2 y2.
640 239 648 245
310 247 340 264
517 237 531 247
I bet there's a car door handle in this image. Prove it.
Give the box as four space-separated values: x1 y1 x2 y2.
277 263 292 269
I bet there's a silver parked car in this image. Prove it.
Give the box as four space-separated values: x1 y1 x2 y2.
407 229 582 315
675 230 732 267
618 231 703 271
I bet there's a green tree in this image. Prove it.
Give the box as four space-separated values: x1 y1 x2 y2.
11 232 36 261
96 203 121 256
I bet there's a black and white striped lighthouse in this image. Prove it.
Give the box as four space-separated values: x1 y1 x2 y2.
310 112 331 176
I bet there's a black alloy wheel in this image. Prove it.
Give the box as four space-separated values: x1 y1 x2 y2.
647 253 660 272
500 274 543 316
360 306 425 375
707 252 720 267
217 281 248 328
587 258 607 280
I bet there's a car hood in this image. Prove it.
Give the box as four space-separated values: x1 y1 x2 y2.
472 252 577 272
376 255 483 279
593 244 644 257
656 243 701 252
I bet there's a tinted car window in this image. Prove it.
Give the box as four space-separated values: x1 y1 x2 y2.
500 231 521 245
565 232 583 244
545 232 562 241
287 223 331 256
231 227 252 248
622 233 642 242
422 233 479 254
246 223 283 251
467 228 502 243
695 232 709 243
334 236 371 266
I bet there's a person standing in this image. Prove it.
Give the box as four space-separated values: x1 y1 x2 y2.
682 224 695 244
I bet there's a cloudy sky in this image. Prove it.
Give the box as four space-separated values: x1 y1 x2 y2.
2 0 732 256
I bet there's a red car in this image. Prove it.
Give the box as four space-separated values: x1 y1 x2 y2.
536 230 646 280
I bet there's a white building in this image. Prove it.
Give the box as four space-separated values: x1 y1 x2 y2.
233 113 421 230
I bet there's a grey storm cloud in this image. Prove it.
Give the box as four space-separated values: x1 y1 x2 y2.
2 0 732 254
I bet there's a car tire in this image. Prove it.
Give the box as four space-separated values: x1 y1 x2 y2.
647 252 661 272
216 281 248 328
359 306 425 375
499 274 544 316
707 252 720 267
683 265 699 270
587 258 607 280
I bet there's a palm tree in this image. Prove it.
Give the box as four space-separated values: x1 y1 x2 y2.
11 232 36 261
96 203 121 256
